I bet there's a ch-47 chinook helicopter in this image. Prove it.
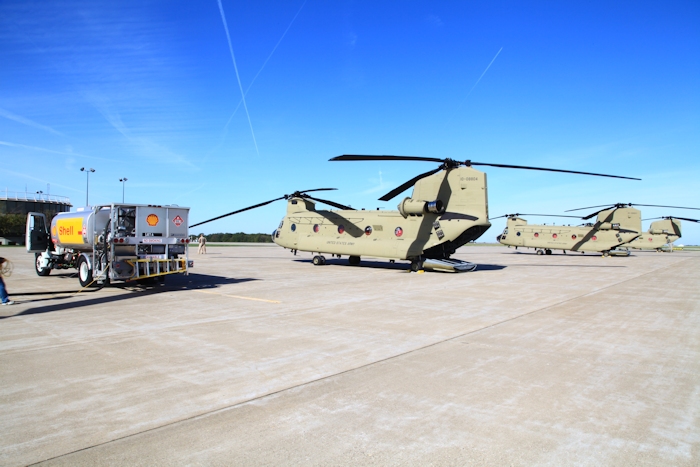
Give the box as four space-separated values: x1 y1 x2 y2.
191 155 638 271
626 216 700 251
496 203 698 256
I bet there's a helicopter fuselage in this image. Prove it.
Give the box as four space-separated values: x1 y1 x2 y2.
497 207 642 254
625 218 681 251
273 167 491 262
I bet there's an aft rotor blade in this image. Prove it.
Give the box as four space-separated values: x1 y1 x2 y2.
668 216 700 223
489 213 583 220
581 208 613 221
189 197 285 228
470 162 641 180
331 154 444 163
379 166 444 201
565 204 619 212
632 204 700 210
304 195 353 211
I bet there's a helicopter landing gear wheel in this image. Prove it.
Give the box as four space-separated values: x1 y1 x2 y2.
602 251 610 257
35 253 50 276
312 255 326 266
410 258 424 272
78 256 93 287
536 249 544 255
348 256 360 266
545 249 552 255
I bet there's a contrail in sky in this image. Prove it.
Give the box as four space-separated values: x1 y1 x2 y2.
224 0 307 130
454 47 503 113
0 108 64 136
217 0 259 155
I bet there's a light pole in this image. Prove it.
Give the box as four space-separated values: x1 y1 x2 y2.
119 178 128 203
80 167 95 206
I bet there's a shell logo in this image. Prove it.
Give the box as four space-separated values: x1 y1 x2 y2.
146 214 159 226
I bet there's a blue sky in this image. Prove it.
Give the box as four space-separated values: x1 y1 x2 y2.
2 1 699 243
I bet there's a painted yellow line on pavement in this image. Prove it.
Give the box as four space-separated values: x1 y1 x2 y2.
195 289 280 303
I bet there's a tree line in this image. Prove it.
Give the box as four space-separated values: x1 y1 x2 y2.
192 232 273 243
0 214 26 237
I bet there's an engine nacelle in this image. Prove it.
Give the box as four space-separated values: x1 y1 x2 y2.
398 198 444 218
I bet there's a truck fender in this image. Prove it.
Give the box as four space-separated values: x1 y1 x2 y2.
79 253 93 271
37 251 51 268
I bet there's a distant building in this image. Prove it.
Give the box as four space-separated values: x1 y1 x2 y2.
0 191 72 245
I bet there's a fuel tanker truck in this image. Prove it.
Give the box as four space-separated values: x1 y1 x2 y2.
26 204 192 287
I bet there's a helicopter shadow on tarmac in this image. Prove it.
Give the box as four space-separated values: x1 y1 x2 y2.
1 273 258 320
293 258 507 272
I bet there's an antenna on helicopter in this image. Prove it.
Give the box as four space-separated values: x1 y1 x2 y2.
330 155 641 201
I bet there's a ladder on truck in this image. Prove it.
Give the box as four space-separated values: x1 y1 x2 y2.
125 258 188 281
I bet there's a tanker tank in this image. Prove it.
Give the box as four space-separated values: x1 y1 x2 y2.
50 208 110 250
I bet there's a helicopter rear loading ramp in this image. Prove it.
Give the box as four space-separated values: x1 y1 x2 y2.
1 246 699 466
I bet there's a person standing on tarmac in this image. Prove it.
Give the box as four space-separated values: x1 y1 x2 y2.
198 234 207 254
0 257 15 305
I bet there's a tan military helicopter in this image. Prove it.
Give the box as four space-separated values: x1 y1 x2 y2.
496 203 698 256
622 216 699 252
191 155 639 271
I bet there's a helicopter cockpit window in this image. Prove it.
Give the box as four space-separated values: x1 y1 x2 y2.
503 229 508 234
278 220 284 229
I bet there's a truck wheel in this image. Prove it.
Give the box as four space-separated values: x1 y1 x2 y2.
35 253 51 276
78 256 93 287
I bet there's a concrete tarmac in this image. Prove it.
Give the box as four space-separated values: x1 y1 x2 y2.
1 245 698 466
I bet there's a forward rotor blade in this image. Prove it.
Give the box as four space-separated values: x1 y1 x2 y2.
470 162 641 180
189 197 285 228
331 154 444 163
297 188 338 194
304 195 353 211
379 166 444 201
